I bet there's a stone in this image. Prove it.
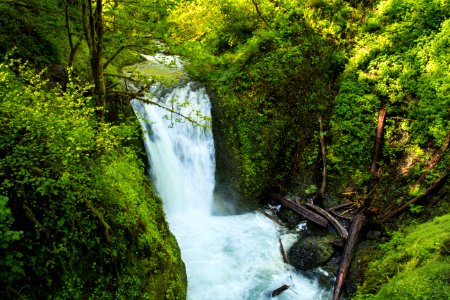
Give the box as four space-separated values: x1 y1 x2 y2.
288 236 334 270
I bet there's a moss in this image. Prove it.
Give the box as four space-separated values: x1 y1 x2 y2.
122 60 184 86
353 214 450 299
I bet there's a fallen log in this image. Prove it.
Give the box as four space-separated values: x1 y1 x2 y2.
272 194 329 228
332 213 365 300
278 237 289 264
271 284 290 297
379 166 450 221
305 203 349 240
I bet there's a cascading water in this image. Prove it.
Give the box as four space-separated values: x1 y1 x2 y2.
131 57 329 300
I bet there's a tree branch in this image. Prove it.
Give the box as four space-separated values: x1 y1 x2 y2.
379 166 450 221
135 97 205 127
251 0 270 28
103 45 126 70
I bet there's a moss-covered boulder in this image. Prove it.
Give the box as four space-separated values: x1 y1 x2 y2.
288 236 334 270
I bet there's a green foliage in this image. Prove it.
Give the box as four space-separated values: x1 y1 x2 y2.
0 196 24 287
0 61 186 299
354 214 450 299
330 0 450 182
168 0 348 197
0 0 62 65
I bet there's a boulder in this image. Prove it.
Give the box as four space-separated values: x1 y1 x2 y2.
288 236 334 270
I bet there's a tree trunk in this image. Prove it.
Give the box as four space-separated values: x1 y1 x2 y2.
318 116 327 198
81 0 106 116
371 104 387 175
332 214 365 300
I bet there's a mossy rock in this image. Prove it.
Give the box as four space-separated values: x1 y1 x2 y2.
288 236 334 270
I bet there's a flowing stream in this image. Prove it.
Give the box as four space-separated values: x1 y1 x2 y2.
131 57 328 299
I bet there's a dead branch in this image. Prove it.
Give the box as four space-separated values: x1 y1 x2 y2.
412 132 449 188
379 166 450 221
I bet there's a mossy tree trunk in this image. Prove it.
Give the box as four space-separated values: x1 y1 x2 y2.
81 0 106 115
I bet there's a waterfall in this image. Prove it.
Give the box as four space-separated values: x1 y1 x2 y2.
132 72 328 300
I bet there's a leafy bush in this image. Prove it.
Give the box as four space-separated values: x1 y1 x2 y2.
330 0 450 182
0 61 186 299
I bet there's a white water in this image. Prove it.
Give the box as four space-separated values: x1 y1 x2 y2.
132 80 328 299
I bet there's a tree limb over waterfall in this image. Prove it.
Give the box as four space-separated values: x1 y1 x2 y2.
135 97 209 128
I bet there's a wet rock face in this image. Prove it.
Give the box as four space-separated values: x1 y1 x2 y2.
288 236 334 270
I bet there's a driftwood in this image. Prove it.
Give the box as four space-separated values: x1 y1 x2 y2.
371 103 387 175
271 284 290 297
305 203 349 240
332 214 366 300
318 116 327 199
272 194 329 228
379 166 450 221
278 237 289 264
